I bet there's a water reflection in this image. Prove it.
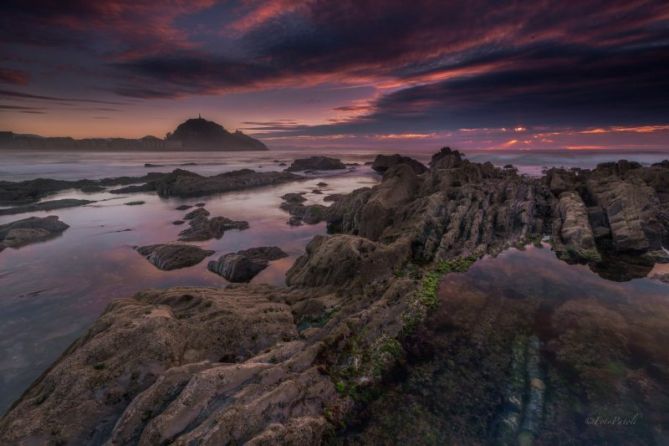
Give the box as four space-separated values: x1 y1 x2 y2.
0 164 378 413
347 245 669 445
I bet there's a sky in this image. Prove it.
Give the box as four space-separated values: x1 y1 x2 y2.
1 0 669 151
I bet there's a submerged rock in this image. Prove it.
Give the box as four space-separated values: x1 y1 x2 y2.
208 246 288 282
286 234 406 289
124 200 145 206
281 201 328 226
183 207 209 220
136 244 214 270
0 174 166 205
0 215 69 248
286 156 346 172
279 192 328 225
80 185 105 193
178 214 249 241
281 192 307 204
0 198 93 216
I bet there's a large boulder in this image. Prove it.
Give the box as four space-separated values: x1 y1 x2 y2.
208 246 288 282
357 164 422 240
554 191 600 262
136 244 214 270
371 154 427 175
279 193 328 225
286 234 407 288
587 175 658 252
286 156 346 172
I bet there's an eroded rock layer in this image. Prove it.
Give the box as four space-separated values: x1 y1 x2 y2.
1 148 668 445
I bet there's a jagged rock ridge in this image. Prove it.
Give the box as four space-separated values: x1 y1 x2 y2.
1 148 668 445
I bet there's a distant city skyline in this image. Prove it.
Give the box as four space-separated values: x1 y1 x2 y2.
1 1 668 150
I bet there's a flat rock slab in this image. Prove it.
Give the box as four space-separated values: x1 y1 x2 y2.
208 246 288 282
0 199 93 216
136 244 214 270
286 156 346 172
152 169 301 198
0 216 69 248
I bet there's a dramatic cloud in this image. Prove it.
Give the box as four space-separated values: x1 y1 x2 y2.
0 68 30 85
1 0 668 146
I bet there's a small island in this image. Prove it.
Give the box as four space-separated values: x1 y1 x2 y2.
0 115 267 152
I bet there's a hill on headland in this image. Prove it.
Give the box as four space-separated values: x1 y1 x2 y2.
0 116 268 151
166 116 267 150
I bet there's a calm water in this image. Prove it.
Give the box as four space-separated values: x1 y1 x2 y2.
0 150 381 413
351 245 669 444
0 148 668 414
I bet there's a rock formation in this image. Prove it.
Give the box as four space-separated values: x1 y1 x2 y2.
286 156 346 172
0 216 69 250
122 169 302 199
1 148 668 445
371 153 427 174
0 173 164 205
136 244 215 270
279 193 328 226
0 198 93 216
207 246 288 282
178 212 249 242
0 168 301 205
183 207 209 220
545 160 669 277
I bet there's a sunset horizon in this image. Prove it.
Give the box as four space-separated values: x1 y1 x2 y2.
2 3 669 445
2 1 669 150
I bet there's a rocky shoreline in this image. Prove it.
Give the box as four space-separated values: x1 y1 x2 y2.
1 148 668 445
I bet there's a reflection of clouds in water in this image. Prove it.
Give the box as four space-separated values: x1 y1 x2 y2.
442 244 669 308
0 161 375 413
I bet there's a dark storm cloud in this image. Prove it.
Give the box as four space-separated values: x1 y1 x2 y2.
1 0 669 134
0 104 45 112
308 45 669 135
0 89 126 105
